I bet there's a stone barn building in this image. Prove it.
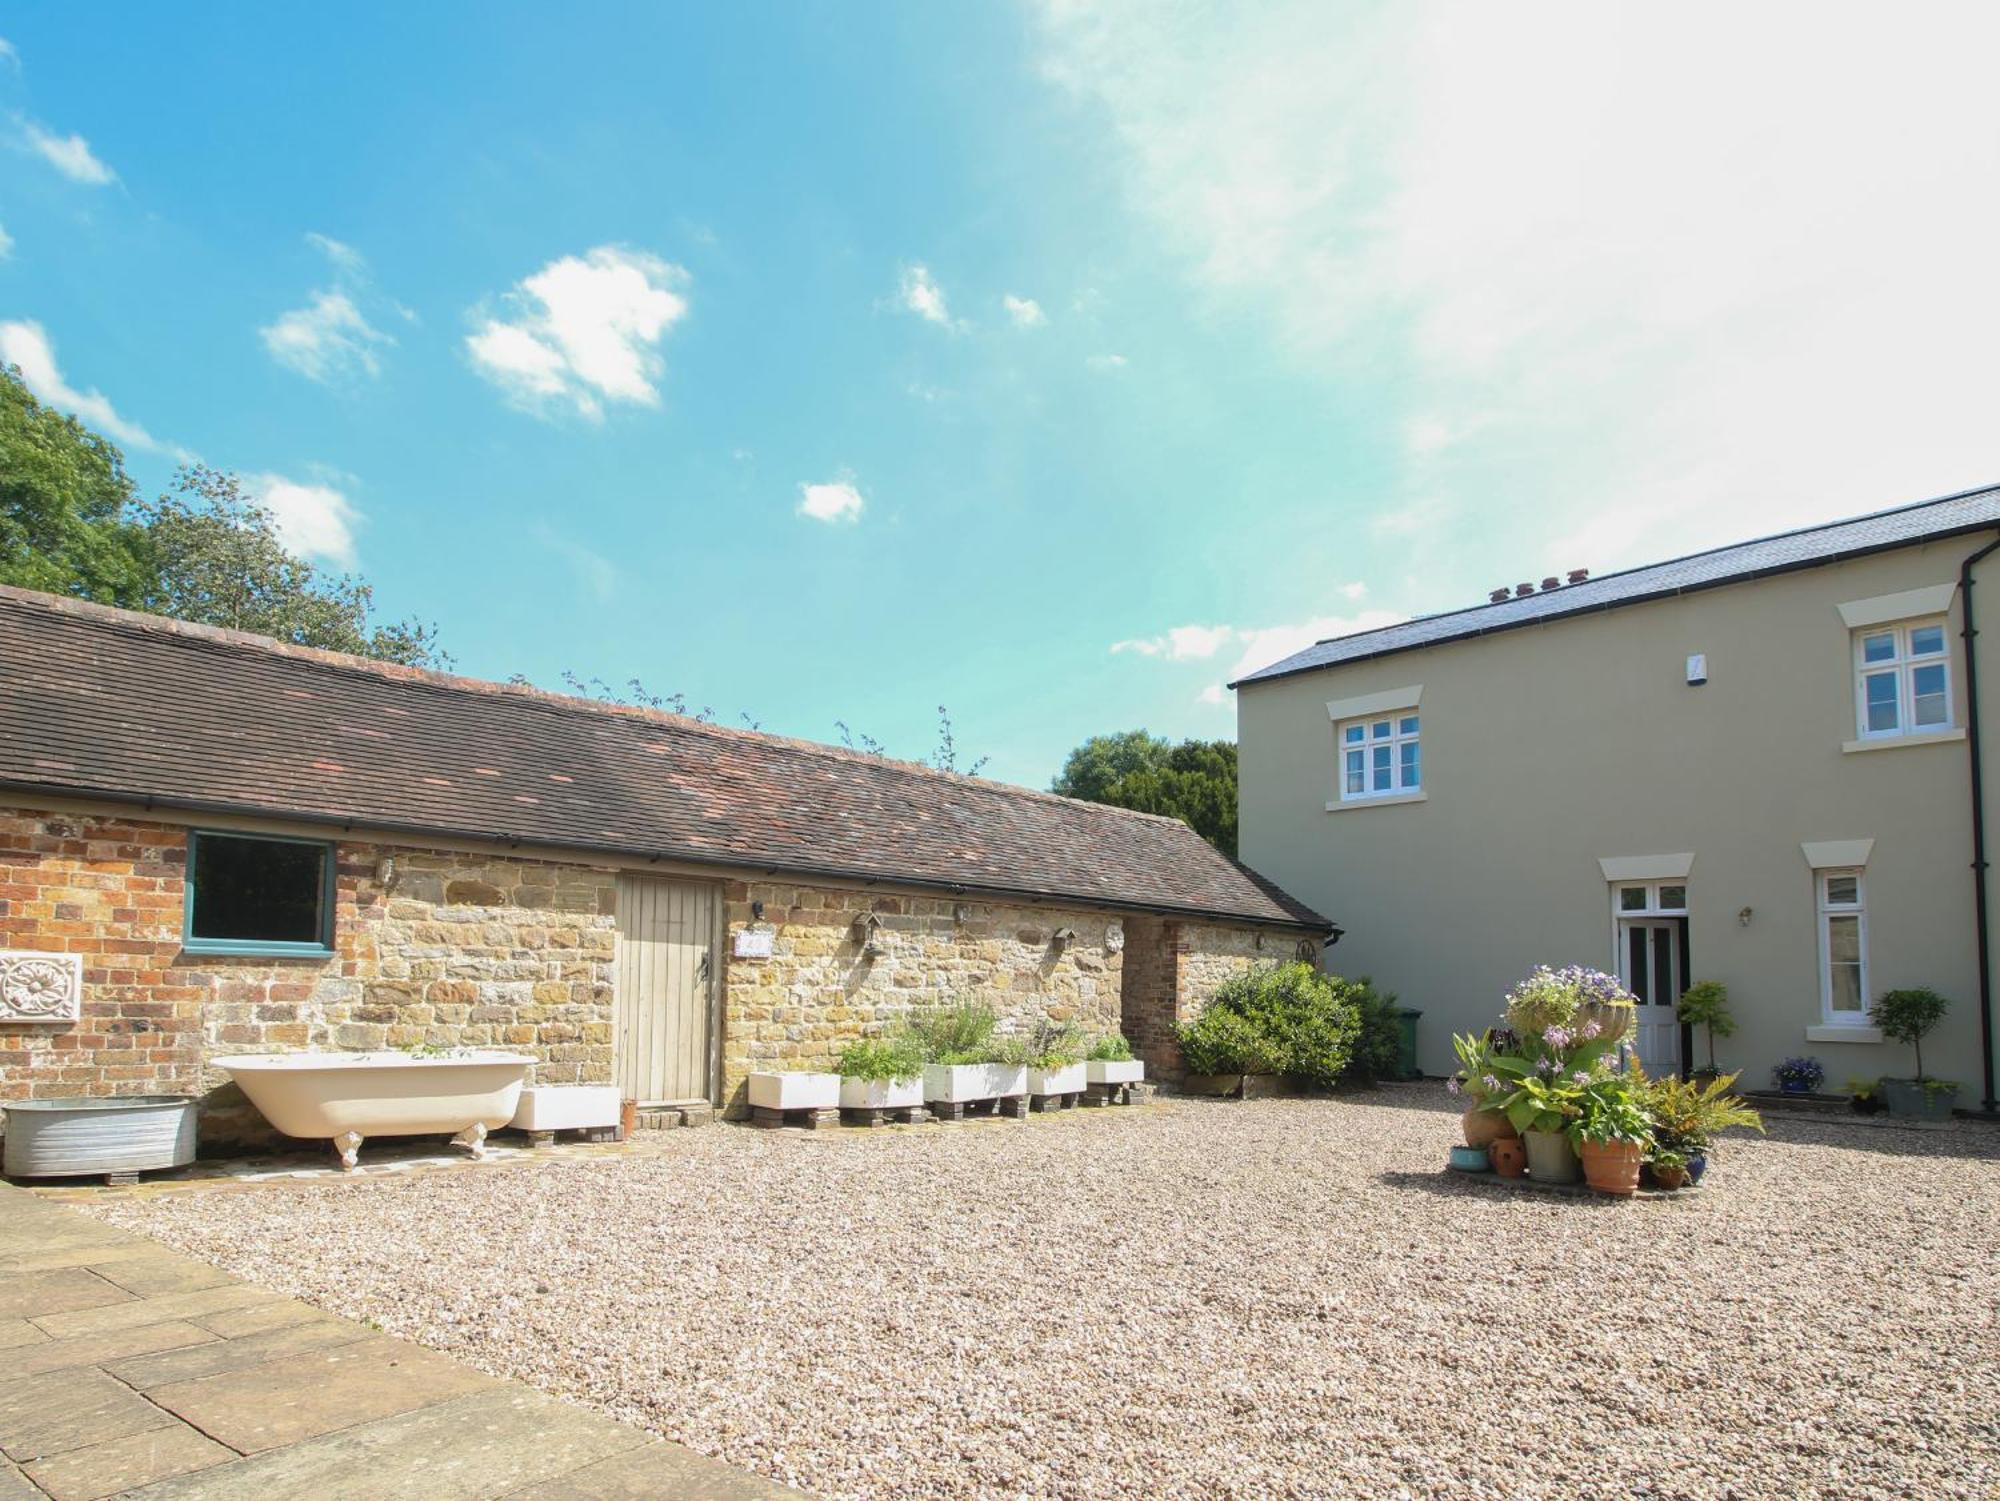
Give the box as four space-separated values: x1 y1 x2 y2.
0 587 1327 1146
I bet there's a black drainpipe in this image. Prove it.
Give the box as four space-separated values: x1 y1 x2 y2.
1963 530 2000 1114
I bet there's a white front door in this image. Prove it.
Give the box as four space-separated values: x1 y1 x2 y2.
1613 879 1687 1077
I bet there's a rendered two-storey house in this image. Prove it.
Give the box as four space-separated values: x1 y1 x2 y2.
1236 486 2000 1108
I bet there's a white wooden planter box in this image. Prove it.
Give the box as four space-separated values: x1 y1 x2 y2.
1087 1059 1145 1085
922 1063 1027 1104
747 1072 839 1112
1026 1063 1087 1096
510 1085 621 1132
838 1075 924 1111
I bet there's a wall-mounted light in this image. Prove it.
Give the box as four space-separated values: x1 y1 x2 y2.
953 903 973 924
1738 906 1753 927
1686 653 1708 686
751 900 765 921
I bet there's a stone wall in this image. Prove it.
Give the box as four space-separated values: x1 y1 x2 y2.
0 805 617 1148
717 879 1126 1115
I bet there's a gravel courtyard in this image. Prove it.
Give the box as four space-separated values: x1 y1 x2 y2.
85 1088 2000 1500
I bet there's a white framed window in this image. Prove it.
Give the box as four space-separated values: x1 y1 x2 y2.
1614 881 1687 916
1338 712 1420 801
1816 868 1869 1022
1853 618 1952 740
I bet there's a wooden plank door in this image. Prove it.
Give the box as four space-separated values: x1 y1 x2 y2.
614 876 718 1104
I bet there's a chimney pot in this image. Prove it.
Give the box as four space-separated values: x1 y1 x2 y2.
1568 568 1590 584
1488 588 1511 603
1541 576 1560 591
1514 583 1535 598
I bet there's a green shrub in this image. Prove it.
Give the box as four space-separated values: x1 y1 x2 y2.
1337 977 1403 1084
834 1035 924 1082
1174 961 1362 1087
1675 980 1736 1072
1086 1032 1134 1062
901 1000 1000 1066
1873 987 1950 1080
1024 1019 1084 1069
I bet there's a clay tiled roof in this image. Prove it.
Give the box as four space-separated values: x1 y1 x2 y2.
0 588 1326 929
1237 482 2000 685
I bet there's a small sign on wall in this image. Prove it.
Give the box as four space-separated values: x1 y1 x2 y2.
0 951 83 1024
732 926 775 960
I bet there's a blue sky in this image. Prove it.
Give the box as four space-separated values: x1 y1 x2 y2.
4 4 1997 788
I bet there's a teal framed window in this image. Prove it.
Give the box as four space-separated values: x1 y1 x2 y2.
183 830 336 957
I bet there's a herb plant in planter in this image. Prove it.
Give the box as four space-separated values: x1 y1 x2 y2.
905 1001 1027 1116
1845 1076 1885 1116
1675 980 1736 1081
1023 1020 1087 1107
834 1035 926 1116
1085 1032 1145 1095
1771 1056 1824 1095
1873 988 1959 1120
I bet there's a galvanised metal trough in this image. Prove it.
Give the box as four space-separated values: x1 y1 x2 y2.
2 1095 197 1183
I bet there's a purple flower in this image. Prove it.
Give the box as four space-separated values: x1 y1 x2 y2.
1482 1074 1501 1093
1446 1076 1463 1096
1578 1019 1602 1040
1571 1071 1591 1085
1543 1025 1573 1049
1536 1056 1556 1074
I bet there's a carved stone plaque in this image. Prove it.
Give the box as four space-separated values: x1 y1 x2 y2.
0 951 82 1023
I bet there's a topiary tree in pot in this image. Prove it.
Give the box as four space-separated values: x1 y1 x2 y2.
1872 987 1959 1121
1675 980 1736 1080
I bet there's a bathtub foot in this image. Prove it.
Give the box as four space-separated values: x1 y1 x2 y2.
333 1131 363 1172
452 1122 488 1160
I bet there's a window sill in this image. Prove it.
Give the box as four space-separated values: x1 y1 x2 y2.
1326 792 1428 813
1842 728 1965 754
181 942 335 961
1805 1024 1884 1044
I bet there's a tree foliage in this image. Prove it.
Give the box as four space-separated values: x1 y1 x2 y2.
1051 729 1239 856
0 365 445 668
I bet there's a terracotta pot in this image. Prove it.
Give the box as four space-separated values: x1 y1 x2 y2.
1521 1128 1580 1184
1579 1139 1644 1196
1651 1163 1688 1191
1460 1106 1516 1149
1489 1136 1527 1179
619 1099 638 1141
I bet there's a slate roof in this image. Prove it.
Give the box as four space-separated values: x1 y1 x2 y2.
0 587 1326 929
1235 483 2000 686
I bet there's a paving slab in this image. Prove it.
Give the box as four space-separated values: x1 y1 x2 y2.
146 1334 497 1454
86 1254 238 1299
0 1239 161 1275
0 1461 43 1500
191 1299 332 1339
0 1367 175 1464
0 1267 133 1321
31 1283 283 1341
3 1322 217 1382
22 1422 234 1501
515 1437 799 1499
118 1388 654 1501
108 1314 372 1391
0 1322 46 1352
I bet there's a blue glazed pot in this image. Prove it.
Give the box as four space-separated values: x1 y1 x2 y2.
1447 1144 1491 1173
1686 1154 1708 1184
1780 1080 1810 1095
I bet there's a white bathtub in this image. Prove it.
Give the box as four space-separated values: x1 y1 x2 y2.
216 1051 532 1170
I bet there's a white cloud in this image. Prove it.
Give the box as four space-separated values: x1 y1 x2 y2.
261 290 393 383
247 473 361 570
304 232 366 277
1003 294 1047 328
0 319 179 455
1226 611 1405 682
22 122 114 185
1086 353 1128 371
0 223 12 260
1036 3 2000 579
897 264 956 328
1339 581 1367 602
468 246 690 420
1111 623 1234 660
0 39 17 69
798 478 865 524
532 526 618 601
1197 683 1228 706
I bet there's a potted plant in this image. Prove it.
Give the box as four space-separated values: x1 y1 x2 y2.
1648 1148 1689 1191
1024 1020 1087 1104
1771 1056 1824 1095
1845 1076 1886 1116
1497 1073 1585 1183
1872 987 1959 1120
1085 1032 1144 1086
1675 980 1735 1082
1175 1004 1282 1096
905 1001 1027 1111
1448 1032 1518 1148
1635 1065 1764 1184
1569 1073 1653 1195
835 1035 925 1114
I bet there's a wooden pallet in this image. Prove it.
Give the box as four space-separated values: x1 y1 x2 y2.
927 1095 1029 1122
839 1104 931 1127
749 1105 841 1130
